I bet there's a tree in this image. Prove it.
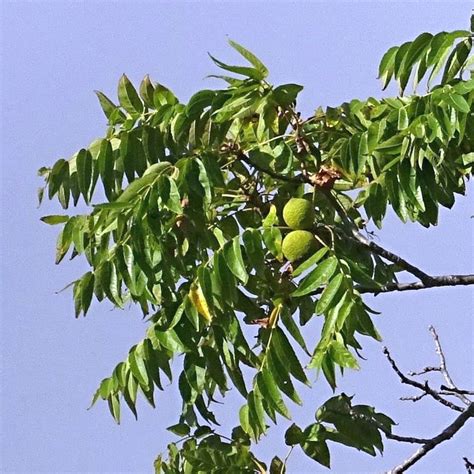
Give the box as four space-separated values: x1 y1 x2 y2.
38 14 474 473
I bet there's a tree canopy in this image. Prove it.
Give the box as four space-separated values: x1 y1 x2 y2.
39 15 474 473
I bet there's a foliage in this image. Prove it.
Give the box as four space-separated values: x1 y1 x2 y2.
39 16 473 472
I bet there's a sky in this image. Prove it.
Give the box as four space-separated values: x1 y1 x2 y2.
1 1 473 473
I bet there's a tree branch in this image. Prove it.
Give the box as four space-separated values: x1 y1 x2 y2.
382 347 465 412
348 231 432 282
464 457 474 474
428 325 472 406
388 403 474 473
441 386 474 396
357 274 474 294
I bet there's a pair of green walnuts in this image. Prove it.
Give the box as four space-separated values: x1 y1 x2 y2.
281 198 320 263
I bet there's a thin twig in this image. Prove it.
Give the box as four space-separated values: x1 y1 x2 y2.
408 367 440 376
385 433 431 444
400 393 428 402
429 325 472 405
464 457 474 474
388 403 474 473
441 386 474 396
382 347 465 412
357 275 474 294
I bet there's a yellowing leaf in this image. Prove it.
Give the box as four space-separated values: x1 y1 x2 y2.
189 283 213 323
268 303 282 328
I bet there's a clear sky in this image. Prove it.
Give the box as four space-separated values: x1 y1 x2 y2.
1 1 473 473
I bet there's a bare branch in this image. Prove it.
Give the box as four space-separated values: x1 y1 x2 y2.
429 326 472 405
408 367 440 376
400 393 428 403
441 386 474 396
385 433 431 444
388 403 474 473
382 347 465 412
464 457 474 474
358 275 474 294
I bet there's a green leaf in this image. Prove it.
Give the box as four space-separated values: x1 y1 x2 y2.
280 307 309 354
301 440 330 468
262 227 282 260
186 90 216 119
272 328 309 386
76 149 93 203
446 92 470 113
378 46 398 89
397 106 409 130
285 423 304 446
209 54 264 81
95 91 125 122
441 37 472 84
107 393 121 424
129 345 150 388
167 423 191 436
118 74 144 114
139 75 156 108
228 39 268 79
272 84 304 106
269 456 286 474
316 273 344 314
292 256 338 297
80 271 95 316
223 238 248 284
256 369 290 419
329 340 359 369
40 215 69 225
267 349 301 405
292 247 329 278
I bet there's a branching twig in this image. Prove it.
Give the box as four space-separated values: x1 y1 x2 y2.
388 403 474 473
428 325 472 405
464 457 474 474
385 328 473 473
382 347 465 412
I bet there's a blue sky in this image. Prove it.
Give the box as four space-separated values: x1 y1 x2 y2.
1 1 473 473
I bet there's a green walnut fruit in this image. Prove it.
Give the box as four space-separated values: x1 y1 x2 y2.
282 198 315 230
282 230 319 262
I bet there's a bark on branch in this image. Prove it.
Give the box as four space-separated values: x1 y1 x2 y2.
388 403 474 473
358 274 474 294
